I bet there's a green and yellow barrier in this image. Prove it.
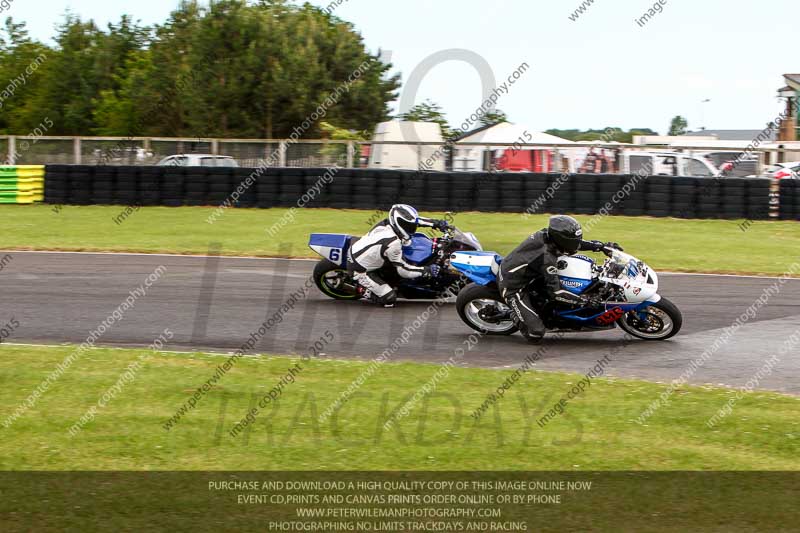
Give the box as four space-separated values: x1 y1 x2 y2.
0 165 45 204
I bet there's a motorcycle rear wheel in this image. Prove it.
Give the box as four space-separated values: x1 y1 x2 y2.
456 283 518 335
617 297 682 341
313 260 362 300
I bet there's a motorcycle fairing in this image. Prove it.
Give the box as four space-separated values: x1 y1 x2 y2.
557 255 595 295
402 233 436 266
309 233 438 269
559 276 593 295
599 251 659 303
309 233 352 267
554 299 661 326
449 251 502 286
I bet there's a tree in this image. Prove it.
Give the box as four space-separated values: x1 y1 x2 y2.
479 109 508 127
0 19 51 134
318 121 369 160
544 127 659 143
145 0 399 139
4 1 400 139
397 100 452 138
668 116 688 136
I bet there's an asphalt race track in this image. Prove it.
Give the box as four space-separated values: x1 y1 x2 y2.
2 251 800 394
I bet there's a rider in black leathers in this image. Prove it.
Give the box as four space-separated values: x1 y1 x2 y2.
498 215 622 342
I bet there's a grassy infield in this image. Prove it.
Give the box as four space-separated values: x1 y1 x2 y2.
3 204 800 275
1 205 799 471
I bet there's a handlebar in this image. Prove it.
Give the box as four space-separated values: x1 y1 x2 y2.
601 243 625 256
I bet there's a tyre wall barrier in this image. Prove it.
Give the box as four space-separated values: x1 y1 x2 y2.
779 179 799 221
43 165 776 220
0 165 45 204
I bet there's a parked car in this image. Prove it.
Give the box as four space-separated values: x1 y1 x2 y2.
156 154 239 167
92 146 155 164
765 161 800 180
697 151 758 178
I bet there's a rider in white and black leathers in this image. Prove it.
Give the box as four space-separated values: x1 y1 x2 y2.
349 205 450 306
499 215 622 342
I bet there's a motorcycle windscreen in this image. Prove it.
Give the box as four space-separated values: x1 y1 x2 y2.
450 228 483 251
308 233 350 267
402 234 435 265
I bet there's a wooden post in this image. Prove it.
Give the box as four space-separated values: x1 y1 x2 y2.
7 136 16 165
279 141 287 167
74 138 82 165
346 141 355 168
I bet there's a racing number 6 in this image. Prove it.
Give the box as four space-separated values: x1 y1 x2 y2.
329 249 341 262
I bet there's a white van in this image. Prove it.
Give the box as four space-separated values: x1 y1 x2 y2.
621 151 720 177
368 121 446 171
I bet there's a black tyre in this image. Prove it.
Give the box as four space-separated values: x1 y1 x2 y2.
456 283 518 335
313 260 362 300
617 297 682 341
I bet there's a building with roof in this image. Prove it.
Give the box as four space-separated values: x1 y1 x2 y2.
682 130 779 142
451 122 573 171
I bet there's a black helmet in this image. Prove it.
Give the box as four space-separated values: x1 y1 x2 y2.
548 215 583 254
389 204 419 242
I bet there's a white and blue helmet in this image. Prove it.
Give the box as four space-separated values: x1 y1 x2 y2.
389 204 419 242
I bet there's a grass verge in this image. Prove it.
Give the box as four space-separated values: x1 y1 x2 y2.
1 205 799 275
1 344 798 471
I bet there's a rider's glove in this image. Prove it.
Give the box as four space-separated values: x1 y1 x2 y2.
605 242 624 252
422 265 440 279
433 219 450 232
586 240 605 252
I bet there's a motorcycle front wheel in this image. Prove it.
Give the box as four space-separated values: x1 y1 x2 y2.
617 297 682 341
312 260 362 300
456 283 518 335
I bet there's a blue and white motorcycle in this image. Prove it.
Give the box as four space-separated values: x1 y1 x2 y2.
450 247 682 340
308 226 483 301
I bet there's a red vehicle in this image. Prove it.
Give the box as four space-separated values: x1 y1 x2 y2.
495 149 554 172
770 161 800 180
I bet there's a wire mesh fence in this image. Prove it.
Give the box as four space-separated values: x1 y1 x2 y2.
2 135 799 176
218 140 282 167
14 139 74 165
286 142 348 168
149 140 213 164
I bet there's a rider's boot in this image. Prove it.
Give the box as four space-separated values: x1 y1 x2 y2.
517 321 545 344
360 286 397 308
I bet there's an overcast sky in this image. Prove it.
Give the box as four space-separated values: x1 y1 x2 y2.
10 0 799 134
